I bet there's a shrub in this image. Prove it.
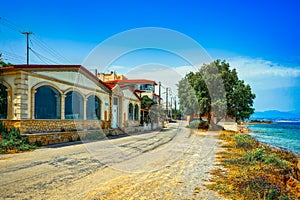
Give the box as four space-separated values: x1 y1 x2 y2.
0 122 38 153
264 153 289 169
188 120 209 129
235 134 258 149
242 147 289 168
243 147 265 164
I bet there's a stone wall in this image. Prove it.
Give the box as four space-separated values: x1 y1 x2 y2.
0 120 110 134
217 122 238 132
24 131 83 146
24 130 110 146
123 126 144 134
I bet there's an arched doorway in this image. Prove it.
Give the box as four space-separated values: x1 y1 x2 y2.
86 95 101 120
35 85 61 119
128 103 133 120
134 104 139 121
65 91 84 119
0 84 8 119
111 97 119 128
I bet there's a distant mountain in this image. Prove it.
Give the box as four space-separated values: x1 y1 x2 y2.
250 110 300 120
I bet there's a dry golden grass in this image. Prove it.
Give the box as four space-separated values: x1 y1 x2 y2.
208 131 300 200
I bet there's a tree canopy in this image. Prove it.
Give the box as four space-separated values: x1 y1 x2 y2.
0 54 11 67
0 53 9 118
177 60 255 122
141 95 155 110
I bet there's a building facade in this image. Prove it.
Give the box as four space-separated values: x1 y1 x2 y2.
0 65 111 134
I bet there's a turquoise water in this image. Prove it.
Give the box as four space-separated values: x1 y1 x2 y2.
248 122 300 155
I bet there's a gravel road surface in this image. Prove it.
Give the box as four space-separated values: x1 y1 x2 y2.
0 122 223 200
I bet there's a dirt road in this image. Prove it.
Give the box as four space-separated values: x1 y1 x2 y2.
0 122 223 200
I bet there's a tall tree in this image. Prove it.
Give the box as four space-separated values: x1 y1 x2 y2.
0 54 11 67
0 53 9 118
178 60 255 123
177 76 199 116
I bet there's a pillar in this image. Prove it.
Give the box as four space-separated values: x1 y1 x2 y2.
30 89 36 119
60 94 66 119
83 97 87 120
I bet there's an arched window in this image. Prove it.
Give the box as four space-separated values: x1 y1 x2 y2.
35 86 61 119
134 104 139 121
0 84 8 119
65 91 84 119
128 103 133 120
86 95 101 120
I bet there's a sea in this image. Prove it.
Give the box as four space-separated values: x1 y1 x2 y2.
248 121 300 156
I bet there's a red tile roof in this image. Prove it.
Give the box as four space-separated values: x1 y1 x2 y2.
106 79 157 85
119 85 141 100
105 83 117 89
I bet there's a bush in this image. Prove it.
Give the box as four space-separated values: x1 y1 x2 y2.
242 147 289 168
0 122 38 153
188 119 209 129
235 134 258 149
264 153 289 169
243 147 265 164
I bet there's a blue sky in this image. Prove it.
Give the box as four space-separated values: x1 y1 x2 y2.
1 0 300 112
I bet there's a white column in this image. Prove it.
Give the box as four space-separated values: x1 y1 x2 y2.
30 89 36 119
83 97 87 120
61 94 66 119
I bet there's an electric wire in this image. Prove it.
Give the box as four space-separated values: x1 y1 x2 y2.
31 35 71 63
29 48 59 64
1 17 71 65
0 17 22 33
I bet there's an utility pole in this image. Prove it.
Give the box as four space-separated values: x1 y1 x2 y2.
22 31 33 65
170 96 173 119
166 87 168 118
158 81 161 105
174 96 177 120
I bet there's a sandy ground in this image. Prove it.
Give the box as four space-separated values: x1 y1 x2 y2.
0 122 224 200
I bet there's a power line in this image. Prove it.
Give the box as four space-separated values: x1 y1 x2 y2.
30 48 59 64
0 17 22 33
1 17 71 65
31 35 71 63
0 50 25 60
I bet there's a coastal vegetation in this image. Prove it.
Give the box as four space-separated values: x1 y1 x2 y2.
178 60 256 125
208 131 300 199
0 122 39 154
249 119 274 124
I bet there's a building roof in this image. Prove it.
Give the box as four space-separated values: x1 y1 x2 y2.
0 64 112 91
106 79 157 85
105 83 117 89
119 85 141 100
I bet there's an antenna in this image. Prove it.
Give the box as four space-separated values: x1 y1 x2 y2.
22 31 33 65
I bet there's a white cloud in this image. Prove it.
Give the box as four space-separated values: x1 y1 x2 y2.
227 57 300 90
226 57 300 111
